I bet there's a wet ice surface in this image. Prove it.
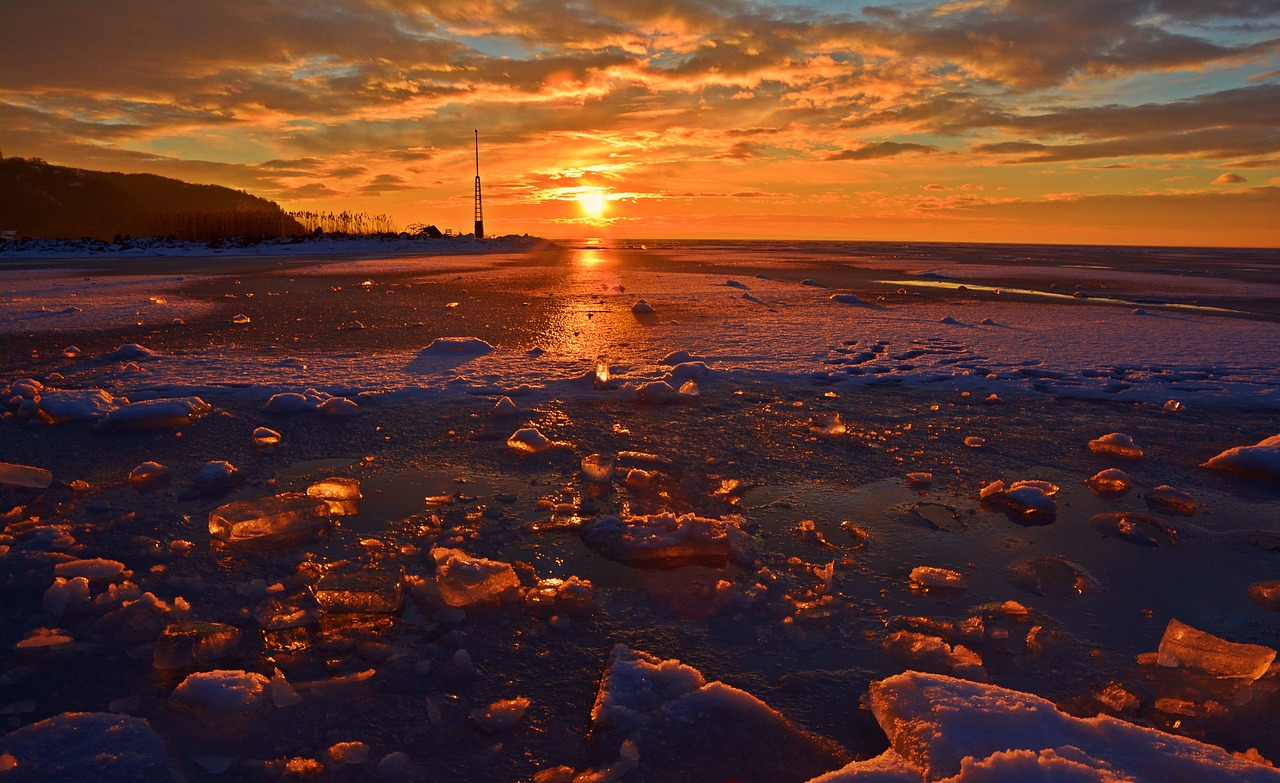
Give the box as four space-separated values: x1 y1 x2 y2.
1 239 1278 781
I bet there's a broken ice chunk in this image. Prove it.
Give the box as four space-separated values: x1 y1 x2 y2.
811 413 846 437
317 396 359 417
581 512 743 567
29 388 121 423
678 380 700 397
581 454 614 483
98 397 211 429
43 576 90 617
421 336 495 355
1201 434 1280 480
430 547 520 607
1006 555 1099 598
909 566 966 591
470 697 531 731
1247 581 1280 612
153 620 242 670
636 380 678 404
906 472 932 487
306 476 361 515
105 343 161 361
979 479 1057 517
1156 618 1276 680
1144 484 1198 516
1090 512 1177 547
254 588 322 630
507 427 554 454
624 468 655 491
492 396 521 416
171 670 268 713
963 436 985 448
327 741 369 765
883 631 984 680
54 558 126 581
196 460 239 492
313 566 404 614
127 461 170 489
207 493 330 542
1088 432 1144 459
16 628 74 649
1085 467 1132 494
252 426 281 448
0 712 179 783
631 299 654 314
0 462 53 489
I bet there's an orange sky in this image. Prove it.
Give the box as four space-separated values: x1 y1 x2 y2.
3 1 1279 246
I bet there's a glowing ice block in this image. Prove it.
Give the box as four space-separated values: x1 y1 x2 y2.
313 567 404 614
0 461 53 489
1157 618 1276 680
153 620 242 670
207 493 330 542
306 476 361 516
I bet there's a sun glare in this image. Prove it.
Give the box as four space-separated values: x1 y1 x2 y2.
578 190 608 218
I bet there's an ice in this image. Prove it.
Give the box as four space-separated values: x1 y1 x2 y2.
152 620 242 670
43 576 90 616
105 343 161 360
883 631 984 680
1006 555 1099 598
471 697 531 731
252 426 281 447
910 566 967 590
98 397 211 429
849 670 1280 783
660 350 705 365
254 588 323 629
492 395 521 416
979 480 1057 517
328 741 370 764
54 557 125 580
1088 432 1145 459
581 453 615 482
207 492 331 542
631 299 654 314
196 460 239 491
15 628 74 648
268 669 303 707
524 575 595 613
0 462 52 489
582 512 744 566
263 390 328 413
232 313 250 324
1090 511 1178 547
127 461 170 488
318 396 360 416
429 547 520 607
1202 434 1280 480
906 472 933 486
0 712 178 783
1156 618 1277 681
964 436 985 448
806 750 919 782
508 426 555 454
636 380 679 403
420 336 495 354
1145 484 1199 516
171 670 269 713
306 476 362 515
27 388 121 423
1247 581 1280 611
830 293 869 305
1085 467 1132 494
591 646 847 782
9 377 42 398
314 566 404 613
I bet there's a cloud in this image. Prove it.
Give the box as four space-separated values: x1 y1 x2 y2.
1213 172 1247 184
825 142 940 161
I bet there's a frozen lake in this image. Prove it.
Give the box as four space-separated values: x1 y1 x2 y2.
1 238 1278 781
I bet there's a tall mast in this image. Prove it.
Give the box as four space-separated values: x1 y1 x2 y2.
473 129 484 239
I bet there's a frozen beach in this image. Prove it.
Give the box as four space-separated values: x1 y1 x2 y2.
1 238 1278 781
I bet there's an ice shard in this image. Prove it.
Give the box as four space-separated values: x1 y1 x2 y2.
153 620 242 670
207 493 330 542
1157 618 1276 681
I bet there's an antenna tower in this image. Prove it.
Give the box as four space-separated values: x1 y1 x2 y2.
473 130 484 239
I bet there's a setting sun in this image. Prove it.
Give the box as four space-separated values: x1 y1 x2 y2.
578 190 608 219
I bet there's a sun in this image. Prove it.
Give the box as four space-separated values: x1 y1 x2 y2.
578 190 608 218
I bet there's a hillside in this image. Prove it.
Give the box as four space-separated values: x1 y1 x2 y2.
0 156 301 240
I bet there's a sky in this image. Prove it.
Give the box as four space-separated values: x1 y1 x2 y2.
2 0 1279 247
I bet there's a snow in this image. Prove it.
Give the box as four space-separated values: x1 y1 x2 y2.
834 670 1280 782
1085 468 1132 494
171 670 268 713
1202 435 1280 480
508 426 556 454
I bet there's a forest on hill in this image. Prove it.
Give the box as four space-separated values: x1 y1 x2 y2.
0 156 303 240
